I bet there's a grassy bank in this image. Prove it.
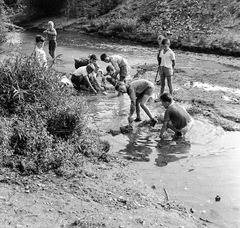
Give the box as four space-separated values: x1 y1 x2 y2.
0 53 110 177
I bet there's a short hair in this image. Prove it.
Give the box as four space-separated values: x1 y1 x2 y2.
86 64 94 73
106 65 114 72
48 21 54 27
114 81 125 90
157 35 165 41
100 53 107 61
35 35 45 43
161 39 170 45
89 54 97 60
160 92 172 102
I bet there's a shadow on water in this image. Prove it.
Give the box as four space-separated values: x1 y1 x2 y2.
155 140 191 167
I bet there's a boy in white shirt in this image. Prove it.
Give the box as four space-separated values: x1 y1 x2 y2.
34 35 47 69
158 39 175 96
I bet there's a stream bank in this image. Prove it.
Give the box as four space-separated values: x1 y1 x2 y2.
1 30 240 228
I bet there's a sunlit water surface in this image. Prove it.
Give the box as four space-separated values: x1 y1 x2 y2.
1 30 240 228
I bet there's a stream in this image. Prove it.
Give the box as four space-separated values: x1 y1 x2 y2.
1 30 240 228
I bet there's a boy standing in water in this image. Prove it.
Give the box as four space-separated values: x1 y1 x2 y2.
43 21 57 59
34 35 47 69
158 39 175 96
159 93 194 139
115 79 157 126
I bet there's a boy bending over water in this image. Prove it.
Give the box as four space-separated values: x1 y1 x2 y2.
115 79 157 127
159 93 194 139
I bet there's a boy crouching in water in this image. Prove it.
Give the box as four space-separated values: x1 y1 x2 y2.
159 93 194 139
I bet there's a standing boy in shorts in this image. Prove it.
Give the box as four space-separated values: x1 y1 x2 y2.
159 93 194 139
115 79 157 126
158 39 175 96
43 21 57 59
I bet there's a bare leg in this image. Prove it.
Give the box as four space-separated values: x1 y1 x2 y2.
139 94 154 120
136 96 141 119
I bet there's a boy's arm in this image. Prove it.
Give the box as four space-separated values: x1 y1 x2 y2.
160 120 168 139
111 59 120 77
45 28 57 36
92 74 103 91
85 75 97 94
157 50 161 65
172 60 175 69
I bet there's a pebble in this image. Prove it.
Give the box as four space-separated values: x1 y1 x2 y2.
151 185 156 189
190 208 195 213
215 195 221 202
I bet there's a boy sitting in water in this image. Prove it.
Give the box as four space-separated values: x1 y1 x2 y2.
115 79 157 127
159 92 194 139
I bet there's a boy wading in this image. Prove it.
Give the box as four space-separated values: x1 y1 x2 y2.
115 79 157 127
159 93 194 139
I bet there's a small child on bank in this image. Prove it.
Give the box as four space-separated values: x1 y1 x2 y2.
34 35 47 69
43 21 57 59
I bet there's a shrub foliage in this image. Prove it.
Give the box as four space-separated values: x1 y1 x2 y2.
0 53 110 176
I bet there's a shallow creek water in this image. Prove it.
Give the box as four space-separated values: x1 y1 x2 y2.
2 31 240 227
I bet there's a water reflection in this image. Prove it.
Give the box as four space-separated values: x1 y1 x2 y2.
155 140 191 167
119 127 157 162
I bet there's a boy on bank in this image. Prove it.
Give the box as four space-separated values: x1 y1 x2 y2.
159 93 194 139
43 21 57 59
115 79 157 127
158 39 175 96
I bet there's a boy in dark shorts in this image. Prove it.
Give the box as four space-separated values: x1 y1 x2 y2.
115 79 157 126
159 93 194 139
158 39 175 96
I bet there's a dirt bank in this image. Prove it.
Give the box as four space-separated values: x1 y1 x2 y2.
0 155 207 228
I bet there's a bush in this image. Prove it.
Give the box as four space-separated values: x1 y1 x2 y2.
0 54 58 115
108 18 137 33
0 53 111 176
47 97 88 140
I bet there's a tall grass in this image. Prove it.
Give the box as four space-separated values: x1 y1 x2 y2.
0 53 110 176
108 18 137 33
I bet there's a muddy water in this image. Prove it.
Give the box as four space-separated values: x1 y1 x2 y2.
2 31 240 228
